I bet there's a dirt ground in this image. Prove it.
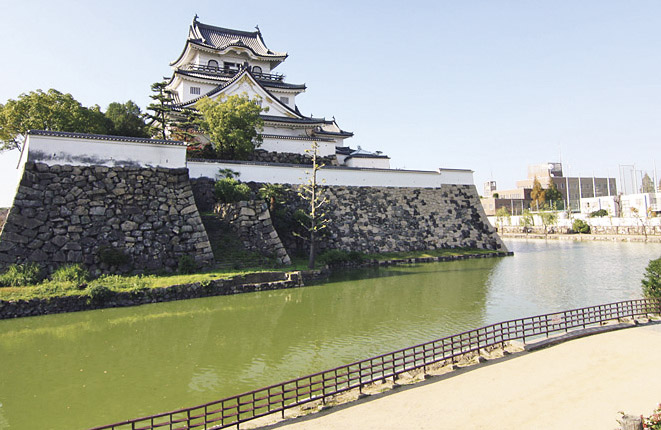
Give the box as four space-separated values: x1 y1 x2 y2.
260 323 661 430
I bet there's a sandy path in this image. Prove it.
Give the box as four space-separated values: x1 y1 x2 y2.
269 324 661 430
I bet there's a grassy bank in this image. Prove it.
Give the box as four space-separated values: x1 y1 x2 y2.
0 247 501 303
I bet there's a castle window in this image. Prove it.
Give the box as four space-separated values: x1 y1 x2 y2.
252 66 262 74
207 59 218 69
190 87 201 95
224 62 238 71
280 96 289 105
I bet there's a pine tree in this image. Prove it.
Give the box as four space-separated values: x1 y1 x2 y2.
145 81 173 140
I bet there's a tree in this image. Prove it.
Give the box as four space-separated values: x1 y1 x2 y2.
641 173 655 193
104 101 150 138
545 181 563 206
196 93 265 160
520 209 534 235
0 89 110 151
539 211 558 237
258 183 285 213
495 207 510 231
641 256 661 298
169 107 202 144
145 81 173 140
530 177 546 210
294 142 328 269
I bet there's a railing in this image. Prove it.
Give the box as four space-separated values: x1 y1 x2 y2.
184 64 285 81
89 299 660 430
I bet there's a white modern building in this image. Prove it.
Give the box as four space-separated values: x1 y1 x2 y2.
164 16 389 168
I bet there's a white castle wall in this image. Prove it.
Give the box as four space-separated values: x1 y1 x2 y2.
22 133 187 169
188 160 474 187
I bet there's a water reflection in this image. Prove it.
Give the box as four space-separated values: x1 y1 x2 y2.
1 240 660 429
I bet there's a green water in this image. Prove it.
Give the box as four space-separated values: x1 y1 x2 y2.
1 240 660 429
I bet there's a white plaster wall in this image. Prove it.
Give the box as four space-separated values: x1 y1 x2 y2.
180 80 217 104
345 157 391 169
262 125 308 137
260 137 336 156
188 161 474 187
25 134 187 169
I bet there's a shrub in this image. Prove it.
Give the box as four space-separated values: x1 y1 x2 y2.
589 209 608 218
0 263 43 287
572 219 590 234
642 257 661 299
51 264 89 284
98 246 130 266
214 178 251 203
86 284 112 304
178 255 197 274
642 403 661 429
318 249 366 267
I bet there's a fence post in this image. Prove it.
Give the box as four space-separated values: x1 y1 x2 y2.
618 414 643 430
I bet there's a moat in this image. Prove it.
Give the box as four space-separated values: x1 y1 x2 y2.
1 239 660 429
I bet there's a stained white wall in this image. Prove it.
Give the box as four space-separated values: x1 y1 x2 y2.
345 157 391 169
188 160 474 187
260 137 336 156
24 134 187 169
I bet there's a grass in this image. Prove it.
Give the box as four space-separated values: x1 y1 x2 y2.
0 248 501 302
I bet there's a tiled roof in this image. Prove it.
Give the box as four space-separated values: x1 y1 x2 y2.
26 130 187 146
314 129 354 138
174 69 306 90
261 115 327 125
262 134 334 142
190 19 286 59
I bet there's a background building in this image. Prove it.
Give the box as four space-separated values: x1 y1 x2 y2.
481 162 617 215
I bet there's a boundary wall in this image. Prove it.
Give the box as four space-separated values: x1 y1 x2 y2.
0 131 213 273
0 131 506 273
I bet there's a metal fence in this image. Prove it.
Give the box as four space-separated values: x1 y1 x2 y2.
89 299 660 430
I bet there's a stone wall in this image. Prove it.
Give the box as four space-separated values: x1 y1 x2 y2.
257 184 504 255
0 271 303 319
0 162 214 274
250 150 338 166
190 181 506 256
214 200 291 265
190 177 216 212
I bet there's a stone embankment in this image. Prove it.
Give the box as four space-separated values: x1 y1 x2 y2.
0 271 303 319
0 162 214 274
0 251 511 319
213 200 291 265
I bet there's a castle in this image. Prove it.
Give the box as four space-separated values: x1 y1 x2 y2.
165 16 389 168
0 19 506 274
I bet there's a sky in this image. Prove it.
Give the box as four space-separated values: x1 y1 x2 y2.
0 0 660 206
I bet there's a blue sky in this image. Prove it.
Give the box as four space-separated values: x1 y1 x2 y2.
1 0 659 206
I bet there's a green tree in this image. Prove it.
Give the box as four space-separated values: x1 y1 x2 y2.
520 209 534 234
196 93 265 160
145 81 173 140
258 183 285 213
295 142 328 269
545 181 563 206
641 256 661 298
0 89 110 151
530 177 546 210
495 207 511 231
539 211 558 237
170 106 202 144
641 173 655 193
104 101 150 138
